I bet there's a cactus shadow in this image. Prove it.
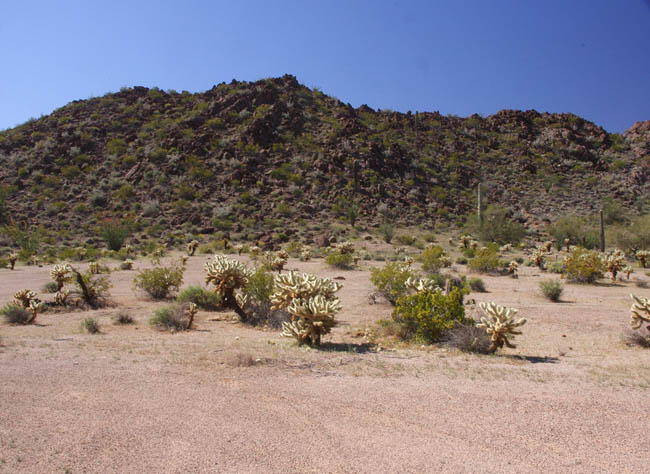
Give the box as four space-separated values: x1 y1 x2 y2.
317 342 377 354
508 354 559 364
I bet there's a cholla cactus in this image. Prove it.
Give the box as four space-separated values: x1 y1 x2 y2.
121 259 134 270
542 241 554 252
458 235 473 249
75 247 87 261
8 253 18 270
123 244 135 257
54 289 70 306
281 295 341 346
50 264 72 291
602 249 626 281
333 242 354 255
179 255 188 266
187 240 199 256
14 289 38 308
469 240 479 250
636 250 649 269
272 271 343 346
233 244 244 256
264 250 288 273
623 265 633 279
28 300 43 324
185 302 198 329
508 260 519 278
499 244 513 253
89 261 109 274
299 247 312 262
405 277 440 294
205 255 252 320
248 246 261 260
448 237 454 245
531 247 547 269
477 302 527 353
629 294 650 330
564 238 571 252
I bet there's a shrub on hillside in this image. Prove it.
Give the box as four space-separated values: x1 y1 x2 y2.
100 218 132 251
465 206 526 245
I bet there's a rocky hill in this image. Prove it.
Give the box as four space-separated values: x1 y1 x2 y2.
0 74 648 247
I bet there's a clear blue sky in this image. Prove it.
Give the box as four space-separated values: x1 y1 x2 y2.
2 0 649 133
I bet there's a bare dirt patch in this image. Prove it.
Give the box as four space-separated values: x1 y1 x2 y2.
1 255 649 473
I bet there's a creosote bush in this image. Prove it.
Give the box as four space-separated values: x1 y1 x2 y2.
468 277 486 293
133 260 185 299
1 304 32 324
467 247 504 274
563 247 605 283
113 311 135 325
82 318 100 334
149 303 197 331
444 321 491 354
539 279 563 302
418 245 451 274
370 261 417 305
177 285 221 310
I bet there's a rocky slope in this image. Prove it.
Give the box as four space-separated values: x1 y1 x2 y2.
0 75 648 246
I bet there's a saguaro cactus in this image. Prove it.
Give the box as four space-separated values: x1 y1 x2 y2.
477 302 527 353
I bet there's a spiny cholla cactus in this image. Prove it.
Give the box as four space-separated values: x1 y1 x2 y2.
508 260 519 278
477 302 527 354
499 243 513 253
55 289 70 306
233 244 244 255
248 246 261 260
263 250 288 273
531 247 547 269
458 235 473 250
89 261 109 274
185 302 198 329
8 253 18 270
122 259 134 270
563 238 571 251
299 247 312 262
123 244 135 257
601 249 626 281
272 271 342 346
205 255 253 320
623 265 633 279
28 300 43 323
14 289 38 308
50 264 72 291
179 255 188 266
333 242 354 255
187 240 199 256
629 294 650 330
75 247 87 261
542 241 554 252
636 250 649 269
405 276 440 294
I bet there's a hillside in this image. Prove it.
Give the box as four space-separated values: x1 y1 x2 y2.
0 74 648 247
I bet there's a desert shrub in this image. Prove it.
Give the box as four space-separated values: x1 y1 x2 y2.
379 223 395 243
370 262 417 305
418 245 451 274
244 267 275 304
456 256 468 265
610 214 650 253
623 328 650 348
468 277 486 293
1 303 31 324
468 248 504 274
41 281 59 293
539 279 563 302
133 261 185 299
113 311 134 324
177 285 221 310
325 251 353 269
2 223 41 260
465 206 526 244
82 318 100 334
563 247 605 283
149 303 192 331
100 218 132 251
545 260 565 274
120 259 134 270
396 234 417 246
548 215 599 249
392 288 466 343
444 321 491 354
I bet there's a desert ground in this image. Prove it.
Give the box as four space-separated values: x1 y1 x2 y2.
1 253 650 473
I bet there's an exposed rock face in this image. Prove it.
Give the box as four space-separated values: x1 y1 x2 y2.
0 75 647 243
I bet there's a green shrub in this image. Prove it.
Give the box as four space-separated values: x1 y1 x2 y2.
100 218 132 251
418 245 450 274
611 214 650 253
149 304 189 331
82 317 100 334
539 279 563 302
468 248 504 274
548 215 599 249
133 261 185 299
244 267 275 304
177 285 221 310
563 247 605 283
396 234 417 246
113 311 134 324
2 223 41 260
392 288 466 343
325 251 354 269
465 206 526 244
456 256 468 265
41 281 59 293
468 277 486 293
379 223 395 243
545 260 565 274
370 262 416 305
1 304 31 324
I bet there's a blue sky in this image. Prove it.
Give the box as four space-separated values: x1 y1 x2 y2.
1 0 649 133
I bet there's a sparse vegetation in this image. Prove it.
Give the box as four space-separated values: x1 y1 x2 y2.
133 260 185 299
539 279 563 302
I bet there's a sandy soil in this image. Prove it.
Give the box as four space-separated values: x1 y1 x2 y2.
1 254 650 473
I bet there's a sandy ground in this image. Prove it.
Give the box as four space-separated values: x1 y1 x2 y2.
1 253 650 473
